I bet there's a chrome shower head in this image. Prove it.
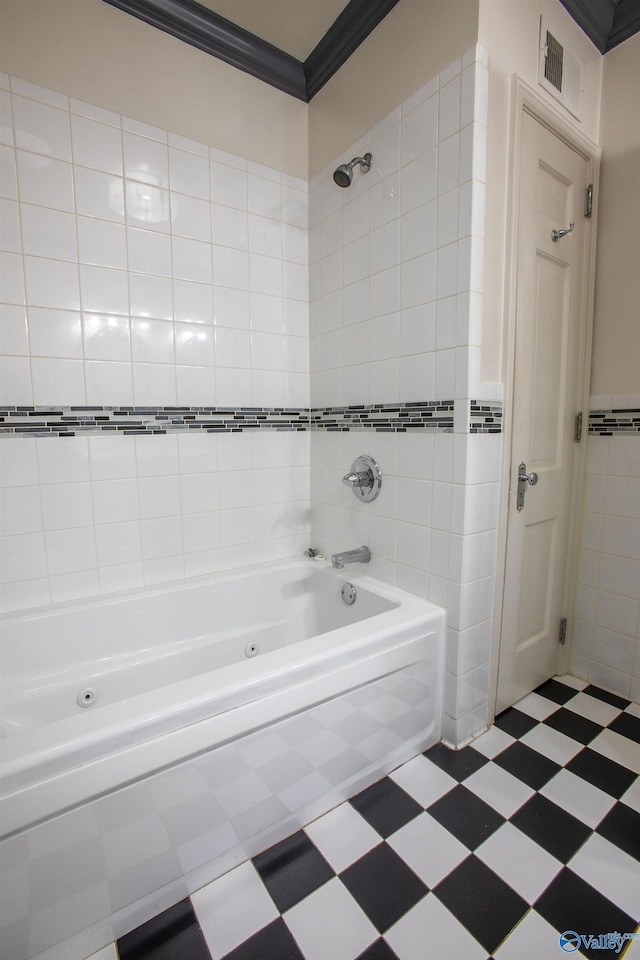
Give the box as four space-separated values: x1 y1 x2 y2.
333 153 372 187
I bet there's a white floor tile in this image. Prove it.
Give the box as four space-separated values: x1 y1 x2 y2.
621 777 640 814
389 753 457 807
520 724 584 767
493 909 565 959
513 692 561 722
304 802 381 874
83 946 118 960
589 728 640 774
385 893 486 960
539 768 616 829
464 763 534 819
568 833 640 921
191 860 279 960
283 877 377 960
563 691 622 727
553 674 588 691
387 812 469 888
475 823 563 904
626 702 640 719
471 725 515 759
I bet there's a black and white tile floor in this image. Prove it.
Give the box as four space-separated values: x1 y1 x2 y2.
100 676 640 960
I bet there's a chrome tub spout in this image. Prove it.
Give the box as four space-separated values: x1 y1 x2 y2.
331 546 371 569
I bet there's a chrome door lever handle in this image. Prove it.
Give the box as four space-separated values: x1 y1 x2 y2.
517 462 538 511
551 221 575 242
518 467 539 486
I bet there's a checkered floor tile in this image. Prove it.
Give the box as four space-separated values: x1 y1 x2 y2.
111 678 640 960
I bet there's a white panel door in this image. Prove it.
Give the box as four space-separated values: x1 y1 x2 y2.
497 110 589 712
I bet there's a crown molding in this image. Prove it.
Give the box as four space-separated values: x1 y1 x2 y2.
304 0 399 100
103 0 400 101
103 0 307 98
607 0 640 52
558 0 640 54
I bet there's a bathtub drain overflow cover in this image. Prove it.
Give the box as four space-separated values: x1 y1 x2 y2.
342 583 357 605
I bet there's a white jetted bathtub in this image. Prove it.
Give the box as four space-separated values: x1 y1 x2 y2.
0 558 444 960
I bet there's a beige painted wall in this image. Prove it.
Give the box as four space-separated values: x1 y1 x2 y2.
478 0 603 385
590 32 640 398
308 0 480 177
0 0 308 177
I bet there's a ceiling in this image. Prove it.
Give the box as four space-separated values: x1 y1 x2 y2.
103 0 640 102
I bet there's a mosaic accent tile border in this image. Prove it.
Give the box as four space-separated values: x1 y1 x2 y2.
588 408 640 436
310 401 455 432
0 400 507 437
470 401 503 434
0 406 310 437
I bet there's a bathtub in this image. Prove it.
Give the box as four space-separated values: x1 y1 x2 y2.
0 558 444 960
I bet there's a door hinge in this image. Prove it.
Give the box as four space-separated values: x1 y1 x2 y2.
585 183 593 219
559 617 568 645
575 411 583 443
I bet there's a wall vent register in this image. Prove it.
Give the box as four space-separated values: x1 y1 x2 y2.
538 16 582 118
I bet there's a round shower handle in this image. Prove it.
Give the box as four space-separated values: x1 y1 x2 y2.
343 455 382 502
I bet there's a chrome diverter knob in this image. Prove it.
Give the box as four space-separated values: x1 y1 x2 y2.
343 470 373 488
342 455 382 502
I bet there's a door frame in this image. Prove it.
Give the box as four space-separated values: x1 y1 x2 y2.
490 77 601 715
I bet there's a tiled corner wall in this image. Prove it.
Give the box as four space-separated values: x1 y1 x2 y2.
570 397 640 701
0 72 311 610
0 53 501 745
307 46 503 745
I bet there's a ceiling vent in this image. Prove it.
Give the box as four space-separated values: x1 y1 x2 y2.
538 17 582 119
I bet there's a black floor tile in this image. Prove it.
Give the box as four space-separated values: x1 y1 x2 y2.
253 831 334 914
433 855 528 955
543 707 603 745
608 712 640 744
510 794 591 863
535 868 637 959
427 784 505 850
565 747 637 799
117 900 211 960
494 707 538 739
356 938 400 960
493 740 562 790
340 842 428 934
221 918 304 960
596 802 640 860
423 742 488 781
535 678 578 705
350 777 422 837
584 685 630 710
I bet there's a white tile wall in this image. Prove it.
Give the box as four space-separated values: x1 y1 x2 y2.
308 49 499 744
0 432 310 610
570 426 640 701
0 75 310 607
0 74 310 412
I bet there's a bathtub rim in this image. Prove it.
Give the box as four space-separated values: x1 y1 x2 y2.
0 555 391 627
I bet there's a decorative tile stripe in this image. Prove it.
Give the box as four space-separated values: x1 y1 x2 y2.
310 401 455 432
0 400 511 437
0 406 310 437
589 409 640 436
470 401 503 434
